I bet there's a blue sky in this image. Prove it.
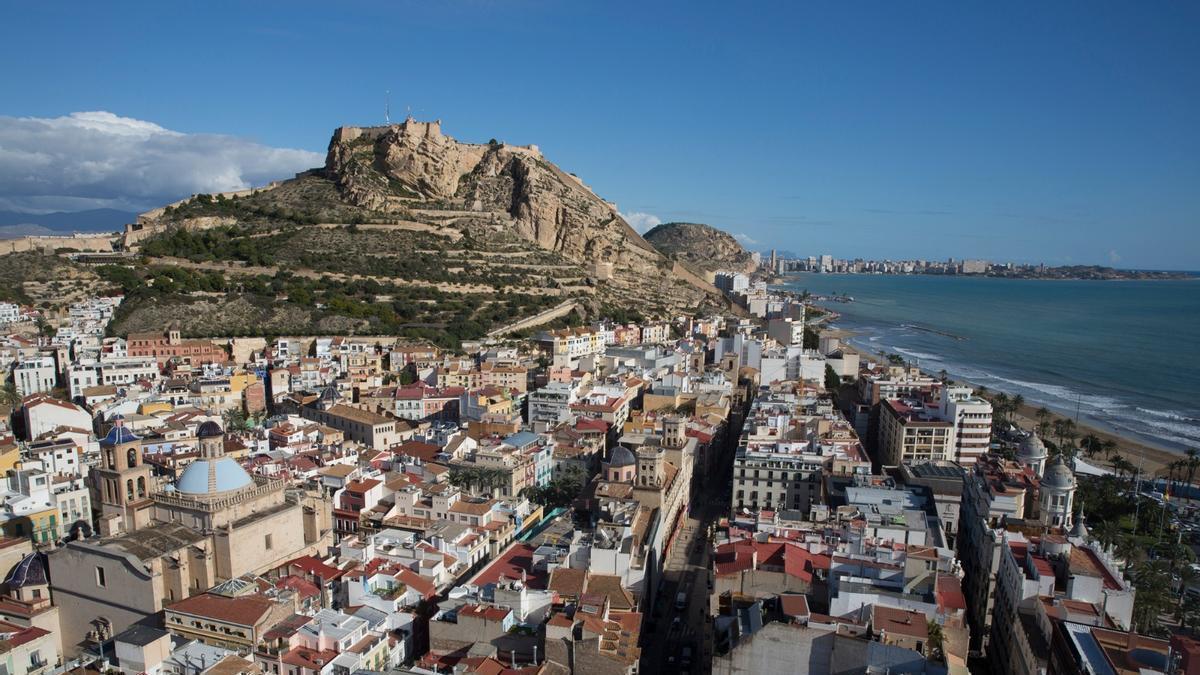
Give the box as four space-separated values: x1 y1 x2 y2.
2 1 1197 269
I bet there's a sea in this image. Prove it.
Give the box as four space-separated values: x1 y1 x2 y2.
777 273 1200 454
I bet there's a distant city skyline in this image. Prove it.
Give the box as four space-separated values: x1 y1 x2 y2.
1 2 1197 269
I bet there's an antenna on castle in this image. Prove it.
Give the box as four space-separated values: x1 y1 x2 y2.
385 90 391 124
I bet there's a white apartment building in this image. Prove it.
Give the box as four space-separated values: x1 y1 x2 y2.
537 327 606 367
22 395 94 439
935 386 993 466
0 302 21 325
527 381 578 427
878 398 954 466
758 346 826 385
14 357 57 397
714 272 750 294
640 322 671 345
767 317 805 347
98 358 160 388
67 364 100 399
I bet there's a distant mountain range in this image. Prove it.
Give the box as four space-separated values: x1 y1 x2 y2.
0 208 137 238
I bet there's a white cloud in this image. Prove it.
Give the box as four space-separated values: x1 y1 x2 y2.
619 210 662 234
1108 249 1121 264
734 232 760 246
0 111 324 213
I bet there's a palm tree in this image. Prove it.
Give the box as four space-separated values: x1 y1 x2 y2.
1032 403 1051 425
1101 438 1117 461
1081 433 1103 458
1092 519 1121 549
1061 419 1078 450
1115 536 1143 573
994 392 1010 421
1131 560 1174 634
1110 453 1129 481
0 382 21 410
1187 448 1199 489
1011 394 1025 422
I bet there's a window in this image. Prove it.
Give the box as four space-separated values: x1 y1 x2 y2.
265 534 273 550
96 566 106 587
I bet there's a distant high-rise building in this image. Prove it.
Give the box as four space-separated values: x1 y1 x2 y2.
961 259 989 275
819 254 833 273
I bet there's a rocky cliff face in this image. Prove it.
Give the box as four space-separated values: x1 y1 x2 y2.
643 222 757 279
324 119 717 312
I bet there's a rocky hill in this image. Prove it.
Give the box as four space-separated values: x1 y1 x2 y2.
643 222 757 280
64 119 729 345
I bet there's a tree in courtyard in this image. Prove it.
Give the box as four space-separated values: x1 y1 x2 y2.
223 408 248 432
926 620 945 659
0 383 20 410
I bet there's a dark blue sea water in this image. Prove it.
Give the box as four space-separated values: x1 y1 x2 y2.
778 274 1200 453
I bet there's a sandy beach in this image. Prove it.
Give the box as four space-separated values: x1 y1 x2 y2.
825 327 1184 478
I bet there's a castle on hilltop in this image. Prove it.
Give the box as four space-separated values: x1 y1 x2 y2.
331 117 541 156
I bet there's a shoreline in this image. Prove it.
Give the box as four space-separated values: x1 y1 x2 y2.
781 272 1199 283
825 327 1185 477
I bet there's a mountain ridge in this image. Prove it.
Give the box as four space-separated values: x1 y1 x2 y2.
58 119 731 343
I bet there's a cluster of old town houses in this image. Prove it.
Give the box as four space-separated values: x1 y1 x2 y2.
0 285 1188 675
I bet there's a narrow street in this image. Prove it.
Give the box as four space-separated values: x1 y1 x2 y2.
639 391 746 673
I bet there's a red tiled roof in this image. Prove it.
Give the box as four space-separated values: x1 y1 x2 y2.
281 646 338 670
166 593 273 627
346 478 381 493
472 543 546 589
871 605 928 639
0 620 49 647
780 593 810 618
286 555 344 581
394 567 438 600
460 604 513 623
935 575 967 611
275 575 321 600
394 441 441 462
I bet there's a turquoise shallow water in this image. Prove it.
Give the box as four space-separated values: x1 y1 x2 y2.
778 273 1200 453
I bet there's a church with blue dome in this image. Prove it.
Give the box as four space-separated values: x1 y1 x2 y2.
49 418 333 657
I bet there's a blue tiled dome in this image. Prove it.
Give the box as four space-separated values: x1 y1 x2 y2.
609 445 637 468
197 421 224 438
176 457 254 495
4 553 47 588
101 423 140 447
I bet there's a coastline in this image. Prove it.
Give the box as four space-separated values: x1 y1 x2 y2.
826 327 1183 477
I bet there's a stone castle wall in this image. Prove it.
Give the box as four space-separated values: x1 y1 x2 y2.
0 233 116 255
